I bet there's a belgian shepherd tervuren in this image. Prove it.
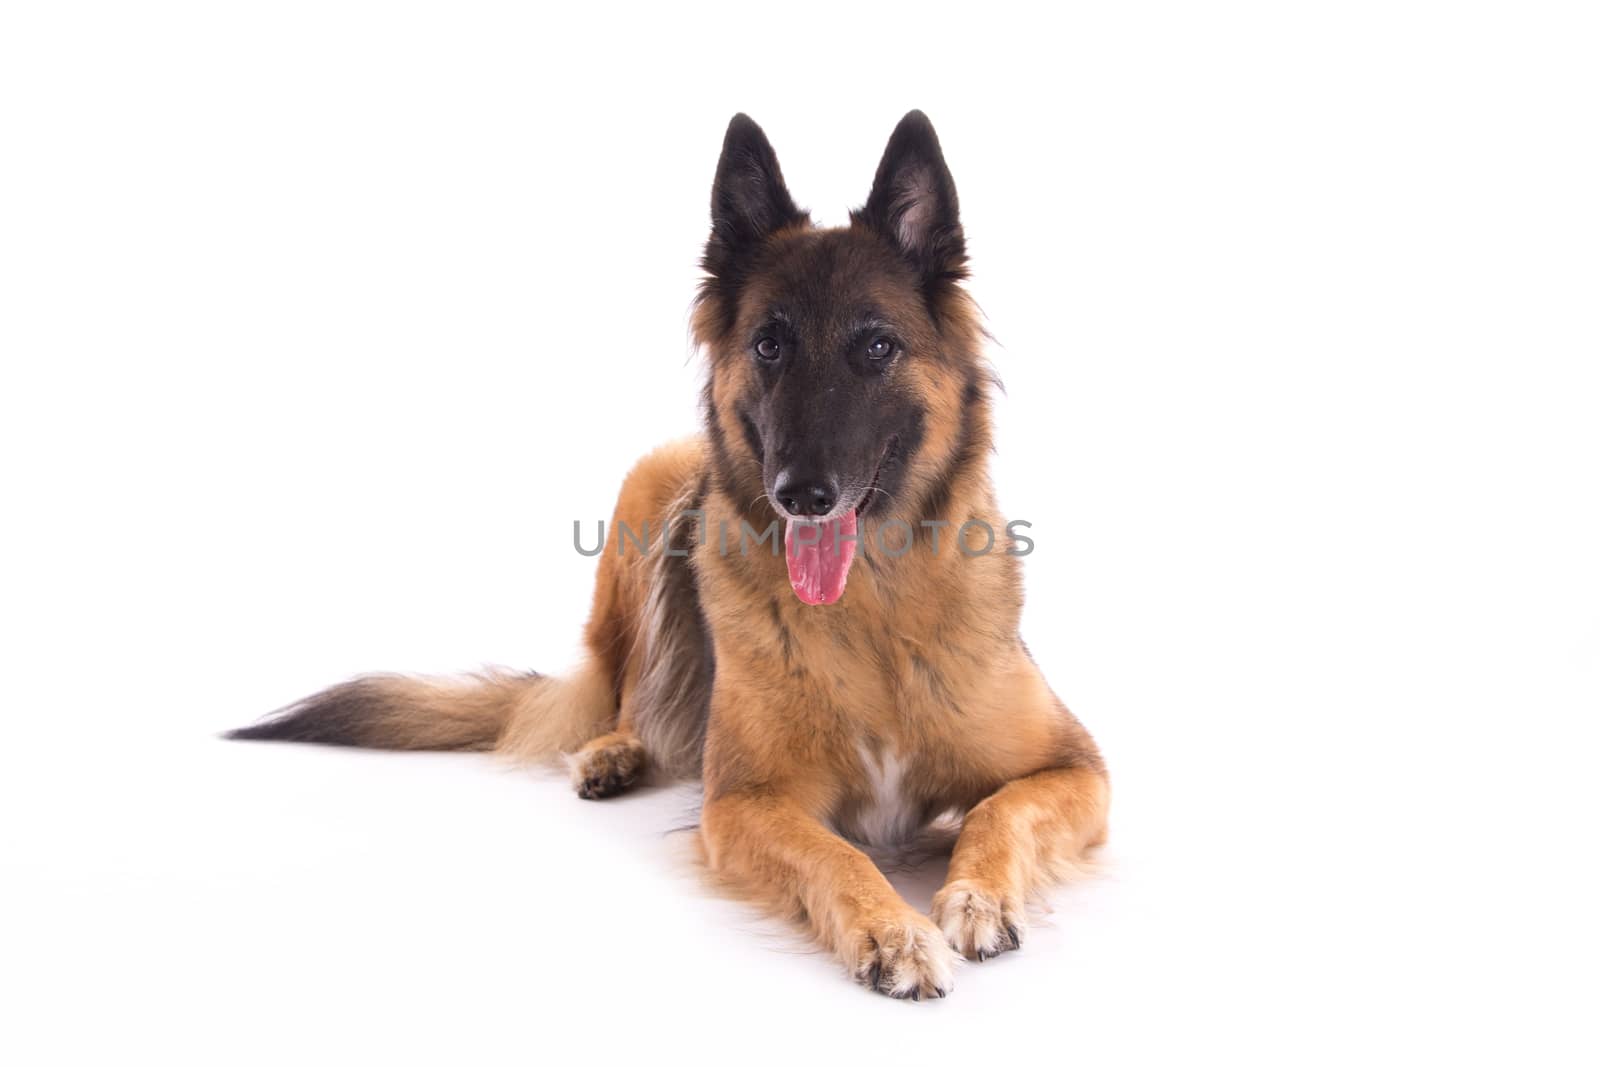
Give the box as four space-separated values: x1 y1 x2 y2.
230 111 1107 1000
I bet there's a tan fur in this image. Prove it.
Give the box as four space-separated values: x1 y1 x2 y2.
237 667 614 755
552 439 710 788
493 658 616 761
348 672 544 751
241 252 1106 994
602 256 1106 993
565 730 649 799
236 114 1109 998
235 440 711 766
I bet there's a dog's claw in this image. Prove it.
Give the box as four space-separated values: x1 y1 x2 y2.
931 880 1024 962
851 916 956 1001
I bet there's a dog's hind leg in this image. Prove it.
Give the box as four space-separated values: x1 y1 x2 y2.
930 763 1109 960
559 439 713 801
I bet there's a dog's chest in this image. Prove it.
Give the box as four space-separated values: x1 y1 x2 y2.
835 743 923 847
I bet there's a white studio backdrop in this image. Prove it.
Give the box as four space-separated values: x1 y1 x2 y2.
1 2 1596 1064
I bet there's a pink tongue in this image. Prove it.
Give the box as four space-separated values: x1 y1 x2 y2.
785 512 858 606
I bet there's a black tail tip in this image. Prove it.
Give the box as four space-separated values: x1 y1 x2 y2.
220 688 380 747
221 721 307 743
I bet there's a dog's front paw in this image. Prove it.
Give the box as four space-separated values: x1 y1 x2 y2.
845 911 956 1000
566 733 646 799
930 879 1024 961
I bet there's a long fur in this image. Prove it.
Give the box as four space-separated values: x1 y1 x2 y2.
624 479 714 778
229 111 1109 1001
229 660 615 761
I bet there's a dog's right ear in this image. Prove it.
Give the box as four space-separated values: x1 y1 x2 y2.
703 114 806 281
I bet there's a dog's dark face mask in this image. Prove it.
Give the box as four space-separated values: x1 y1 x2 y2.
696 112 975 605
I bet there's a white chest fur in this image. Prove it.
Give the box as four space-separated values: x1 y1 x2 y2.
845 744 922 847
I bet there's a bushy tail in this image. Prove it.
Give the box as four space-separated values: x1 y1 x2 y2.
226 659 615 760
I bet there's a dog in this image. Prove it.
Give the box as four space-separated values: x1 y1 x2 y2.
229 111 1108 1000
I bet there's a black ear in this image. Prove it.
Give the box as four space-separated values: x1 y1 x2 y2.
853 110 966 285
704 114 806 282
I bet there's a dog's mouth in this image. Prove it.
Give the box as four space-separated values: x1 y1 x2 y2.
783 437 898 607
853 434 899 521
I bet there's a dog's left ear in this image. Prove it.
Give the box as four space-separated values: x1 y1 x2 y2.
854 110 966 285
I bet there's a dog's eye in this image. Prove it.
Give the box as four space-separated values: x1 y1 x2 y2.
865 337 896 362
754 337 781 362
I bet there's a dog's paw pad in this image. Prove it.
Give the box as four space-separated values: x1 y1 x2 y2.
848 913 956 1000
930 880 1024 962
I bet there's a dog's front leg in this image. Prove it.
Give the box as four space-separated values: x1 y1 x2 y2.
702 791 956 999
931 764 1110 960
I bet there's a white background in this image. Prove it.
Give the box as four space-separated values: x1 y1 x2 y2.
3 2 1597 1063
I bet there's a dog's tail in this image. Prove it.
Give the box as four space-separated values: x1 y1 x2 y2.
225 659 615 760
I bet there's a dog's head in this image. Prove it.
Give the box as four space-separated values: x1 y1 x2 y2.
695 111 989 605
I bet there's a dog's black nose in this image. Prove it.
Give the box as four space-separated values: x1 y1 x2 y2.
775 476 837 517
